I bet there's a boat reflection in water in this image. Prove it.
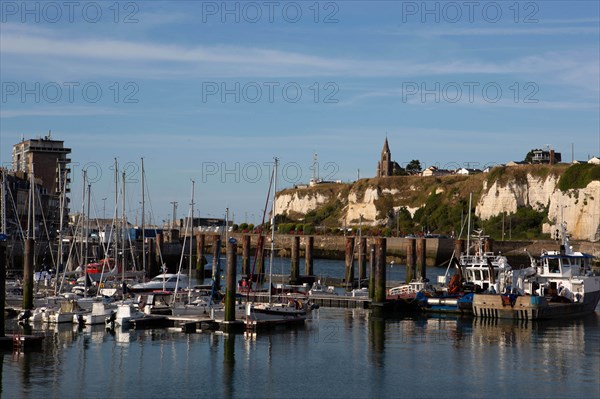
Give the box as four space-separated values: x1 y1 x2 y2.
2 309 599 398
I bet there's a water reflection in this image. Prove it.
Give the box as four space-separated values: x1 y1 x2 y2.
2 311 599 398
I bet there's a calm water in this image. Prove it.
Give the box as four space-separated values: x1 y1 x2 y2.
3 259 599 399
3 309 600 399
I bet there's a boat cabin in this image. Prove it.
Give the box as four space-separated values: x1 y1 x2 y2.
539 249 593 278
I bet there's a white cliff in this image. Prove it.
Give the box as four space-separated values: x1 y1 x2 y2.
276 169 600 241
476 174 599 241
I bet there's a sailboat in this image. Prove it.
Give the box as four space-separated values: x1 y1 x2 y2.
247 158 310 323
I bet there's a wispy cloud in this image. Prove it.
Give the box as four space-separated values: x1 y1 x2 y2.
2 23 597 81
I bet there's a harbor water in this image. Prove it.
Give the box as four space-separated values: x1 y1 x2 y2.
2 260 599 398
2 309 599 398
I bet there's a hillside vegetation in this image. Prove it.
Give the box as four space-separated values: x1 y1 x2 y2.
276 163 600 240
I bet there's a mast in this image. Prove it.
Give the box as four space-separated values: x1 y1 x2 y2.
466 192 472 257
1 169 6 235
141 158 146 277
55 169 66 294
85 177 91 298
113 158 119 269
189 179 195 302
80 170 86 276
122 171 126 283
268 158 278 305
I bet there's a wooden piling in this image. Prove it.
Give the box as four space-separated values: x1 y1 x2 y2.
368 244 375 299
0 242 6 337
148 238 158 277
345 236 355 290
358 237 367 282
23 238 34 310
155 233 164 270
290 236 300 284
374 237 387 303
454 239 464 258
241 234 251 275
416 237 426 280
212 235 222 291
305 236 314 276
406 239 416 284
484 238 493 253
255 235 265 278
224 239 237 322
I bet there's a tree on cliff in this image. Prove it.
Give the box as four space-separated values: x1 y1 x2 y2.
406 160 422 175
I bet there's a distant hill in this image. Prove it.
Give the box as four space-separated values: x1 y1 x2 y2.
275 163 600 241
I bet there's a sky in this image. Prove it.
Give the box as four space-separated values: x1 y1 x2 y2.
1 0 599 226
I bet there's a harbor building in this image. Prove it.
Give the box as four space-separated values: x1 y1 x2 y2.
1 134 71 238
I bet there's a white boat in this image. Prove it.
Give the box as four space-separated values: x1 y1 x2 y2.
130 273 189 293
80 301 116 325
46 300 87 324
105 302 145 328
473 222 600 320
308 281 337 296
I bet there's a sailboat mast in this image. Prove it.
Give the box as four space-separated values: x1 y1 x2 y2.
79 169 87 296
141 158 146 277
113 158 118 267
80 170 86 274
85 179 91 298
268 158 278 305
1 169 6 234
189 179 195 302
122 171 126 282
56 169 65 294
466 192 472 257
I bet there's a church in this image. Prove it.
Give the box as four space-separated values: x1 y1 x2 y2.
376 137 401 177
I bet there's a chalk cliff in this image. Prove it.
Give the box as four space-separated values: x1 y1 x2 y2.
275 164 600 241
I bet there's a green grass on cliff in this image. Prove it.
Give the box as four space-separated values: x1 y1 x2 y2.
277 163 583 236
558 163 600 191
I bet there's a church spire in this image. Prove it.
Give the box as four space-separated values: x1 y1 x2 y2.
382 136 390 156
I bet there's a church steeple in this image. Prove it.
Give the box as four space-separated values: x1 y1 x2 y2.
377 136 394 177
381 136 391 157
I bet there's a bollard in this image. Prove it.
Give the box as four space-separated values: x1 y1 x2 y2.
416 237 426 280
290 236 300 284
224 239 237 322
374 237 387 303
305 236 314 276
345 236 355 291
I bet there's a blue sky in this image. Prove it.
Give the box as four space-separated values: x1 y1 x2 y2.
1 1 599 226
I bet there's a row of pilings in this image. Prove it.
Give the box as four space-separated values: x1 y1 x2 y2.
184 233 434 286
219 236 428 323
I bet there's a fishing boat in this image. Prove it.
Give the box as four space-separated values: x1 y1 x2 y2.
417 229 510 315
473 222 600 320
